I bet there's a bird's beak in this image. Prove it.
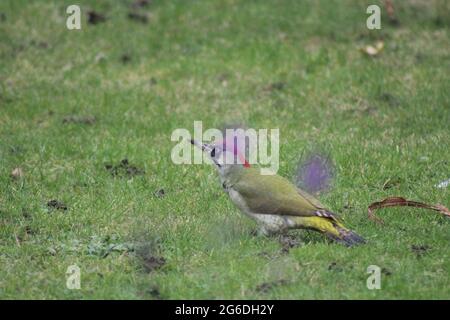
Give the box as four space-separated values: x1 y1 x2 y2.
190 139 213 153
190 139 220 167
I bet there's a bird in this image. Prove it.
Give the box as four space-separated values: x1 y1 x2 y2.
190 138 365 246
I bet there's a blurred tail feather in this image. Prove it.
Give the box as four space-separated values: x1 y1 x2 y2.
292 216 365 246
328 225 366 247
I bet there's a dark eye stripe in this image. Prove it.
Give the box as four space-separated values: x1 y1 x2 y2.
211 148 216 157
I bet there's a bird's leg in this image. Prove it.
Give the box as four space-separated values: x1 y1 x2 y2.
257 225 272 237
257 224 285 237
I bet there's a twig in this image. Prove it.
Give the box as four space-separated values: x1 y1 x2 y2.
368 196 450 224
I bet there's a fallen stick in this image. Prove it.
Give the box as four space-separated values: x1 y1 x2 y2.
368 196 450 224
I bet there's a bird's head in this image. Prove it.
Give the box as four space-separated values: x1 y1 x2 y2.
190 137 250 177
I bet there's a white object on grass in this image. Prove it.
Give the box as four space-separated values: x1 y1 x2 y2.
435 179 450 188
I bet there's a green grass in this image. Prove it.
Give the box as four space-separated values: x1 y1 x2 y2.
1 0 449 299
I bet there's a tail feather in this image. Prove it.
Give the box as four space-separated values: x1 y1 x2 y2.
328 225 366 247
291 216 365 246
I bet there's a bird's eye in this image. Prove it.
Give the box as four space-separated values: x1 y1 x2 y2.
210 148 216 157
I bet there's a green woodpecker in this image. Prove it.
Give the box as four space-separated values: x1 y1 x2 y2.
191 139 365 246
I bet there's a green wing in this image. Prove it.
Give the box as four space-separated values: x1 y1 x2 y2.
232 168 322 217
296 187 326 209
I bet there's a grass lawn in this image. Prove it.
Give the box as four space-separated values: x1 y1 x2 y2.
0 0 449 299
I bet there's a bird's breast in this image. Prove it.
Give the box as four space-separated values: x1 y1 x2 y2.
227 187 291 231
228 188 251 214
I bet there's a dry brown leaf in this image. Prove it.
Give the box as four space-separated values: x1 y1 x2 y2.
385 0 395 18
368 196 450 224
385 0 400 25
11 167 23 179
